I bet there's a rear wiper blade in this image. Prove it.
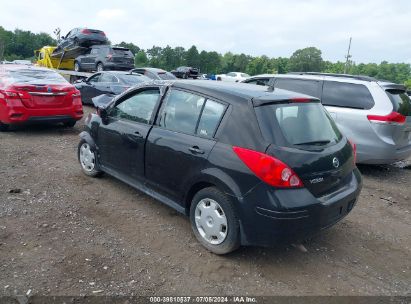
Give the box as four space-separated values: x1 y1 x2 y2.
294 140 331 146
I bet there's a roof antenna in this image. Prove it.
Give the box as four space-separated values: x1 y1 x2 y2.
343 37 352 74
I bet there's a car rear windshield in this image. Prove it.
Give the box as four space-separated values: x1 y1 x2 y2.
158 72 176 80
112 48 133 56
117 74 149 85
385 89 411 116
255 102 342 147
3 69 68 85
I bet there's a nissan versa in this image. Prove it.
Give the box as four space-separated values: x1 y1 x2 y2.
78 80 362 254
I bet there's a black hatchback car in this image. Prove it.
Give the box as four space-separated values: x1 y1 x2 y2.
78 81 362 254
74 45 134 72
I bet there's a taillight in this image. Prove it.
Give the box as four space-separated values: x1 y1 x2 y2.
0 90 21 101
232 146 303 188
101 32 106 36
106 54 113 61
348 139 357 165
367 111 406 125
81 29 91 34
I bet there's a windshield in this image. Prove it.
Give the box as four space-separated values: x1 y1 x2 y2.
158 72 176 80
117 74 150 85
255 102 342 147
385 89 411 117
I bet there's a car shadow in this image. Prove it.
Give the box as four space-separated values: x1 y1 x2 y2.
6 123 81 135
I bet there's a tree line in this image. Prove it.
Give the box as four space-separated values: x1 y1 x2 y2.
1 26 410 87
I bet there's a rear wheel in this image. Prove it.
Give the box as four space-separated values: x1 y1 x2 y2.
183 73 188 79
0 122 9 132
190 187 240 254
96 62 104 72
78 140 102 177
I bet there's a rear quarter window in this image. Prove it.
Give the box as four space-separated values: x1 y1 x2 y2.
385 90 411 116
322 81 374 109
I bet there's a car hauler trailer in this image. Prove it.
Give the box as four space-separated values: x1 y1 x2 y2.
35 46 92 83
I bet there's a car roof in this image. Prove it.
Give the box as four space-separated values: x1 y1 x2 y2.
169 80 318 105
273 73 398 86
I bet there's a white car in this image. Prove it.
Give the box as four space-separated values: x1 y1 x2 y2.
216 72 250 82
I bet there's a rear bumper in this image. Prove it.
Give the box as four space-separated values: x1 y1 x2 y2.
0 100 83 125
104 62 134 70
237 169 362 246
358 142 411 164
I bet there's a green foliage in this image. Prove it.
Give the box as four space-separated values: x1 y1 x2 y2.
0 26 56 61
134 50 148 67
117 41 140 55
1 26 410 84
289 47 323 72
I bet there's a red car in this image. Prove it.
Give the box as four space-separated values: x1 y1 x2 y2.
0 65 83 131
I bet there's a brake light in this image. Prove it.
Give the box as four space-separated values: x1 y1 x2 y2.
348 139 357 164
290 97 311 103
232 146 303 188
106 54 113 61
101 32 106 36
367 111 406 125
0 89 21 101
81 29 91 34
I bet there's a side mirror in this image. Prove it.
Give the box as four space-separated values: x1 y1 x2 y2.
97 107 109 125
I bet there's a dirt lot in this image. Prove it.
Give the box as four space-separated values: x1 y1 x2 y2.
0 106 410 297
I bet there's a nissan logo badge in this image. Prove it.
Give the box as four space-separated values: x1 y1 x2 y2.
332 157 340 168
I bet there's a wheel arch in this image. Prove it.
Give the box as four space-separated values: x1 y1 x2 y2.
79 131 97 151
183 169 243 215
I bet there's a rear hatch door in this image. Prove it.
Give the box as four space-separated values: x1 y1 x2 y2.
254 95 355 197
111 48 134 65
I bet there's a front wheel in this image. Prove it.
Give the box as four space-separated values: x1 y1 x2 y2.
74 61 81 72
78 140 102 177
190 187 240 254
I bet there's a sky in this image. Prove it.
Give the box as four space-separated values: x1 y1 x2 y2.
1 0 410 64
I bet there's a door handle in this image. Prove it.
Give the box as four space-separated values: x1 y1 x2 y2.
189 146 205 154
134 131 144 138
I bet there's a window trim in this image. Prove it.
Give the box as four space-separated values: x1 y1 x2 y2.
108 86 162 125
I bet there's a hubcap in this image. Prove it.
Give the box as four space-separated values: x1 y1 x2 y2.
79 143 95 172
194 198 227 245
97 64 103 71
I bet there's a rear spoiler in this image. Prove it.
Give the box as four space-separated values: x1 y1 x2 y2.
252 92 320 107
378 83 406 92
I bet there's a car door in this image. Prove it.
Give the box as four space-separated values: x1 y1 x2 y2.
95 73 119 95
80 73 101 104
145 88 226 203
83 48 99 70
97 87 162 181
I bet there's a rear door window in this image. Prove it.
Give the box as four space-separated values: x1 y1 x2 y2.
99 73 118 83
322 81 374 109
159 89 205 134
275 78 320 98
385 89 411 116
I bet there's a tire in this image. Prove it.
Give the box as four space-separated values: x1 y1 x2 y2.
96 62 104 72
0 121 9 132
64 120 76 128
190 187 240 254
183 73 188 79
74 61 81 72
73 38 79 47
78 140 102 177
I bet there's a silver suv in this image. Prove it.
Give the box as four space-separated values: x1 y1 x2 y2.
242 73 411 164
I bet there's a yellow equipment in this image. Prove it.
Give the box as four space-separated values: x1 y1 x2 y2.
35 46 75 70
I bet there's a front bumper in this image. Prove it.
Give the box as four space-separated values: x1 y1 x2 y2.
237 168 362 246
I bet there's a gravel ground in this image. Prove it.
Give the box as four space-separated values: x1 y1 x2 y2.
0 106 410 297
